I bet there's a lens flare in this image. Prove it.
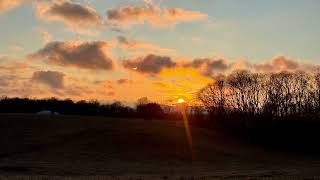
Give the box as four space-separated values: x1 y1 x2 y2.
176 100 195 161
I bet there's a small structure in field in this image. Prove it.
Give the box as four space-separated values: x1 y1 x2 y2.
36 110 60 116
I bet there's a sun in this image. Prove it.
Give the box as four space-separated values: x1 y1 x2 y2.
177 98 185 104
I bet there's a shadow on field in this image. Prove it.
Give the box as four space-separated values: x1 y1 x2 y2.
0 114 320 177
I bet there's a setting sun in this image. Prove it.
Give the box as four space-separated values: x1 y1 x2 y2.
177 98 185 104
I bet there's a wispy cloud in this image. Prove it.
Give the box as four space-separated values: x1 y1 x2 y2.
116 36 175 55
0 0 25 14
35 28 53 44
106 1 207 29
9 44 24 53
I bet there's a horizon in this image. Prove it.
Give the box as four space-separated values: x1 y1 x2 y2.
1 0 320 104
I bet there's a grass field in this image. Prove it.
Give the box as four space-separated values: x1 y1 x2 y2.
0 114 320 178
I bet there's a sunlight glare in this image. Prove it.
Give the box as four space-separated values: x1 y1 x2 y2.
177 98 185 104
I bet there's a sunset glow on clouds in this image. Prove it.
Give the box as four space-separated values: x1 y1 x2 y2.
106 3 207 28
34 0 102 35
0 0 25 13
0 0 320 104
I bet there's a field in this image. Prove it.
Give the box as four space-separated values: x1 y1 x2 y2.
1 114 320 179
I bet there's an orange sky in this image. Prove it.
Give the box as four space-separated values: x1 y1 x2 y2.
0 0 319 105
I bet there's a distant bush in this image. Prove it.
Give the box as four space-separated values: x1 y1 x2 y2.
136 103 164 119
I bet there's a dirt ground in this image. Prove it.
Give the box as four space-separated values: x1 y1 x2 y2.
0 114 320 179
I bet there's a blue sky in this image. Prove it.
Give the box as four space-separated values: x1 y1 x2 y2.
1 0 319 62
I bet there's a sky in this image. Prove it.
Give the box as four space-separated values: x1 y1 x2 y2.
0 0 320 104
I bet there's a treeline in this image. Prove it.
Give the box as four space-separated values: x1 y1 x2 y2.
198 70 320 152
0 97 167 119
0 97 209 128
198 70 320 125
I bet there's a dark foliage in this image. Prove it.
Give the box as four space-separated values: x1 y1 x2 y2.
0 97 180 121
136 103 164 119
0 97 135 118
198 70 320 152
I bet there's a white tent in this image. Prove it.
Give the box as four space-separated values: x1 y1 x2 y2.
36 110 61 116
36 110 52 115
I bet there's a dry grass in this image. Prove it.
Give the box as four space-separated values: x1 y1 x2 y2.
0 114 320 178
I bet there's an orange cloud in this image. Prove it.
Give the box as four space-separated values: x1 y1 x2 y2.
116 36 175 55
123 54 320 77
163 8 207 22
183 58 229 76
252 56 302 73
0 59 41 98
0 0 25 13
106 3 207 28
2 51 320 104
123 54 176 74
9 44 23 53
153 67 213 104
117 78 133 85
36 28 53 44
31 70 65 89
0 61 30 74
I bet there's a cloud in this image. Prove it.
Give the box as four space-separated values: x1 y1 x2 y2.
0 61 30 74
2 51 319 103
106 3 207 28
106 91 115 96
36 28 53 44
116 35 175 54
124 54 316 77
117 78 133 85
0 0 25 13
106 3 161 28
123 54 176 74
31 70 65 89
154 67 212 102
0 56 35 77
181 55 315 77
0 75 33 97
0 77 9 87
9 44 23 52
0 60 46 98
162 7 207 22
34 0 102 35
183 58 229 77
271 56 299 70
117 35 130 44
252 56 300 73
28 40 114 70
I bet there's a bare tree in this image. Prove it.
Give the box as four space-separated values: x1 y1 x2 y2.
198 75 226 120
